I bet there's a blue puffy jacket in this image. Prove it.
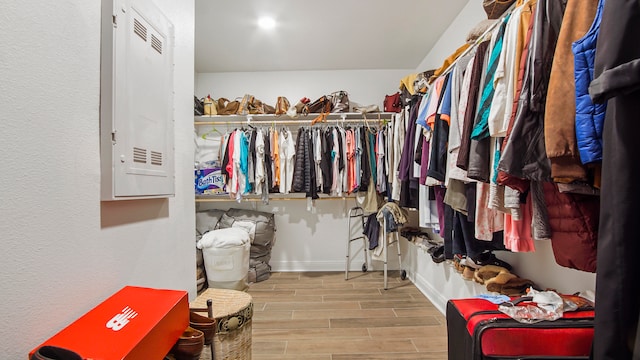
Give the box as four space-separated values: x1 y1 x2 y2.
572 0 606 164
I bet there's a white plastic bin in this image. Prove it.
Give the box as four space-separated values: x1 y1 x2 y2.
197 227 251 291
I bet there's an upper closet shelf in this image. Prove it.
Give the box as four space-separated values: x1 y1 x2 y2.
194 112 396 125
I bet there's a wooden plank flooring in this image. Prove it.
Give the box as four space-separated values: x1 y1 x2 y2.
247 271 448 360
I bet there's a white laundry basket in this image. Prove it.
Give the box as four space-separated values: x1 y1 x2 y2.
197 227 251 291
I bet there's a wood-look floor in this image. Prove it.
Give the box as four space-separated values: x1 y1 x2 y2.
246 271 448 360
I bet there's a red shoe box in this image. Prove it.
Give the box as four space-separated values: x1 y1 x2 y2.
29 286 189 360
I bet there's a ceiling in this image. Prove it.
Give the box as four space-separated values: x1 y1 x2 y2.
195 0 470 73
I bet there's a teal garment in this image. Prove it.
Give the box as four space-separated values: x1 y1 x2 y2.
492 138 502 184
239 131 251 193
368 132 377 186
471 14 511 141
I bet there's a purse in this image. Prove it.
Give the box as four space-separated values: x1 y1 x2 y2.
217 98 240 115
353 104 380 114
275 96 290 115
263 103 276 114
306 95 333 114
384 92 402 113
203 95 217 115
194 96 204 116
249 98 265 114
238 94 255 115
330 91 349 113
482 0 516 19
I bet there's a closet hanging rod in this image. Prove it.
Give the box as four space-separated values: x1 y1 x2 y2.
436 2 518 79
194 118 390 126
195 195 356 202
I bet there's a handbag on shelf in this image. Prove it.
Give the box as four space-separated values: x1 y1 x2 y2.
275 96 290 115
306 95 333 114
203 95 217 115
482 0 516 19
217 98 240 115
263 102 276 114
330 91 350 113
194 96 204 116
237 94 255 115
353 104 380 114
383 92 402 113
249 98 265 114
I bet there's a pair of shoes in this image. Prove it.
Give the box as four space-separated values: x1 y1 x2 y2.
462 266 476 281
31 346 82 360
170 326 204 360
474 264 513 285
452 254 466 273
471 251 513 271
427 245 445 263
190 311 216 345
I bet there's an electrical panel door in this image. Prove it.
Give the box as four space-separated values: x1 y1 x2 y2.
100 0 174 200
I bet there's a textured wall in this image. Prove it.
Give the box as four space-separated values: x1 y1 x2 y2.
0 0 195 357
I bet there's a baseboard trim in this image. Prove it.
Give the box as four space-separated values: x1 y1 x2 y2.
410 271 448 315
270 261 400 273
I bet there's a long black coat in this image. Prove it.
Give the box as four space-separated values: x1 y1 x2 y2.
589 1 640 358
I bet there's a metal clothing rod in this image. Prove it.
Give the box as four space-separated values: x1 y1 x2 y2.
195 195 356 202
195 118 390 126
436 2 518 78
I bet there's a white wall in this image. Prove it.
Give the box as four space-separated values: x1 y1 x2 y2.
0 1 195 358
415 0 487 73
196 69 413 110
408 0 596 313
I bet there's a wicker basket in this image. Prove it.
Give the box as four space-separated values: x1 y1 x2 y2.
191 288 253 360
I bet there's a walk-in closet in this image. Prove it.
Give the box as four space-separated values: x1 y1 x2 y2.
5 0 639 359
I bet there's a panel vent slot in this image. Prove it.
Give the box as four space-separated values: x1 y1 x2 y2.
150 151 163 166
151 34 162 54
133 147 147 163
133 18 147 41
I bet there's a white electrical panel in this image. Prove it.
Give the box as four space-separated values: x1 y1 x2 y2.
100 0 175 200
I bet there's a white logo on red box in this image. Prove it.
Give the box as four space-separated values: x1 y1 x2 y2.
106 306 138 331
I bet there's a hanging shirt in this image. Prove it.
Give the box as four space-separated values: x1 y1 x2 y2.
391 112 406 201
354 127 362 192
340 127 348 195
376 130 387 193
331 128 340 195
231 130 242 196
248 129 256 189
255 129 265 195
272 129 280 189
446 54 475 186
471 13 512 140
239 130 250 194
348 129 358 193
279 129 295 194
425 77 446 130
488 6 524 137
224 131 235 187
314 129 323 190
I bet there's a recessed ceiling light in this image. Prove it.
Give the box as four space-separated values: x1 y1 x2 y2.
258 16 276 30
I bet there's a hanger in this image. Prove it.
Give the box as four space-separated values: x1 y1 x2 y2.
201 126 222 140
363 114 375 133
